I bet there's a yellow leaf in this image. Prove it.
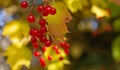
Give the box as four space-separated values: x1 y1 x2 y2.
46 2 72 41
3 45 32 70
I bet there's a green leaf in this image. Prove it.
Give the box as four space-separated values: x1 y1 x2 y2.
113 18 120 32
3 45 32 70
112 36 120 62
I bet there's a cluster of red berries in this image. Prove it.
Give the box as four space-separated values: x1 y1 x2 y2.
20 0 70 67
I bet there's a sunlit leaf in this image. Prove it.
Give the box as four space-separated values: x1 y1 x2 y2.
3 44 32 70
46 2 72 41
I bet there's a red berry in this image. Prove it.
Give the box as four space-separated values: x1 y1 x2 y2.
50 7 56 15
60 42 70 49
42 10 49 16
39 18 46 26
42 46 47 52
34 51 41 57
64 49 69 55
32 43 39 48
48 55 52 60
40 36 47 43
29 28 36 36
40 26 47 34
56 49 60 54
45 40 52 47
52 45 58 50
45 6 52 14
59 56 64 60
31 37 37 43
39 57 46 67
27 14 35 23
37 5 44 13
36 32 43 38
20 1 28 9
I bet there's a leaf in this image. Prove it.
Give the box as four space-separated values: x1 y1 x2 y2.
113 18 120 32
2 20 30 47
46 2 72 41
112 36 120 62
3 44 32 70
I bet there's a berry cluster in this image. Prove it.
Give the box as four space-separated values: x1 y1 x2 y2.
20 0 70 67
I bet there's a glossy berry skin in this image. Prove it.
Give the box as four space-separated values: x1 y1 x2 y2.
45 6 52 14
39 18 46 26
45 40 52 47
40 26 47 34
37 5 44 13
50 7 56 15
20 1 28 9
60 42 70 49
27 14 35 23
56 49 60 54
29 28 39 36
31 37 37 43
39 57 46 67
42 10 49 16
52 45 58 50
34 51 41 57
48 55 52 60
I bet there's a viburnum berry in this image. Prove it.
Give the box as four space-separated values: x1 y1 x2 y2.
27 14 35 23
32 43 39 48
31 36 37 43
56 49 60 54
39 57 46 67
42 10 49 16
60 42 70 49
44 40 52 47
52 45 58 50
39 18 46 26
40 26 47 34
50 7 56 15
34 51 41 57
59 56 64 60
37 5 44 13
48 55 52 60
40 36 47 43
64 49 69 55
29 28 36 36
42 46 47 53
20 1 28 9
45 5 52 14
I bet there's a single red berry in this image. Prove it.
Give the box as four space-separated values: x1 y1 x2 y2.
50 7 56 15
52 45 58 50
40 26 47 34
39 57 46 67
37 5 44 13
45 5 52 14
48 55 52 60
42 10 49 16
34 51 41 57
27 14 35 23
32 43 39 48
31 36 37 43
20 1 28 9
59 56 64 60
64 49 69 55
40 36 47 43
39 18 46 26
45 40 52 47
36 32 43 38
29 28 36 36
56 49 60 54
42 46 47 52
